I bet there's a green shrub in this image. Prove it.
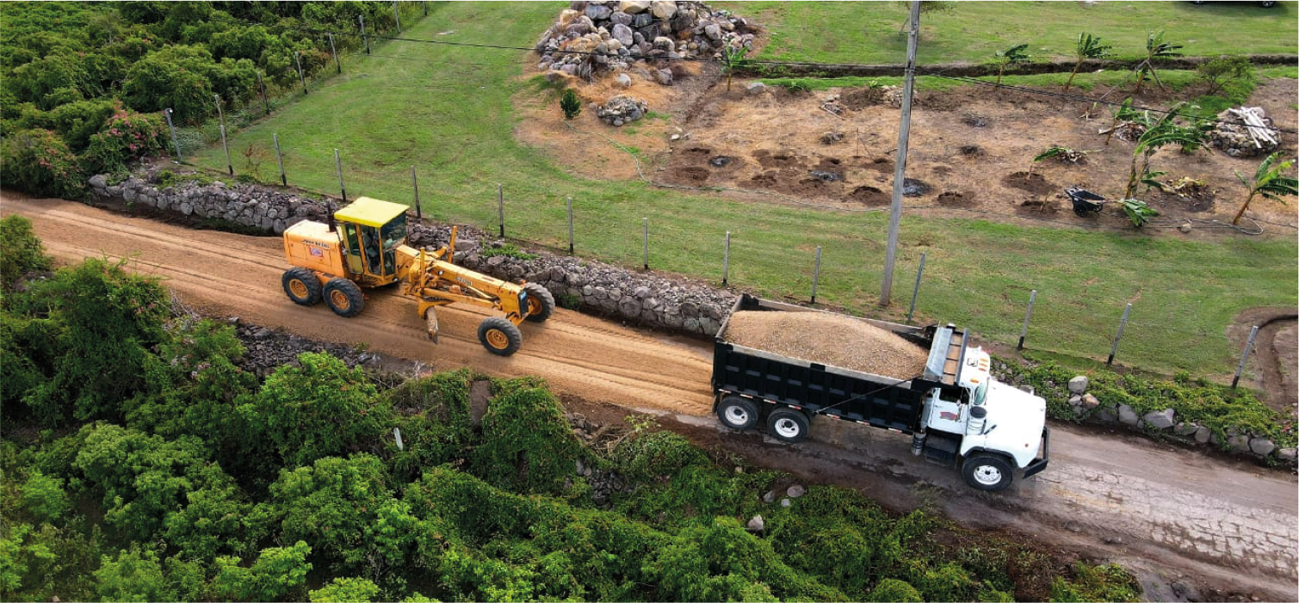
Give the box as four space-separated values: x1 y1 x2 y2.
557 293 581 310
1050 563 1140 602
479 243 537 261
10 258 169 425
20 471 69 524
559 89 581 120
81 104 166 174
470 378 590 496
311 577 382 603
93 545 173 602
383 370 475 482
0 215 54 290
866 578 923 602
237 352 390 468
0 128 86 199
213 541 313 602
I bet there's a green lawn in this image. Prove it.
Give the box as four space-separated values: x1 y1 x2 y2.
731 1 1297 64
191 2 1298 379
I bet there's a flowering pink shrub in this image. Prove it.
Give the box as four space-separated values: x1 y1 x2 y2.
0 128 86 199
82 104 167 174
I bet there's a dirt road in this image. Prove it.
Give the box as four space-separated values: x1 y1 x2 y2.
5 195 1295 601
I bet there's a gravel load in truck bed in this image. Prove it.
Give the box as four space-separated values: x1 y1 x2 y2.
722 310 928 380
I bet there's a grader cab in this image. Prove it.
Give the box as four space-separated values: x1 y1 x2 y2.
280 197 553 356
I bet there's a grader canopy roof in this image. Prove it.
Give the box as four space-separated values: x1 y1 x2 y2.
334 197 409 227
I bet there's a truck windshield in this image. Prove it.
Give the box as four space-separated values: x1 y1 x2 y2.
380 214 407 249
973 381 989 406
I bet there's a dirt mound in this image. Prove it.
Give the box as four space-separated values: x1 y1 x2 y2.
722 310 928 380
1003 171 1055 196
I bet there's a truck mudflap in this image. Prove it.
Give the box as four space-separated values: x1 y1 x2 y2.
1022 426 1050 479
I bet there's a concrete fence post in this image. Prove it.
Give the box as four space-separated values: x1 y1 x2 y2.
1232 326 1260 388
1107 303 1132 365
1018 289 1037 350
164 108 181 161
906 251 926 324
811 246 823 304
273 133 286 186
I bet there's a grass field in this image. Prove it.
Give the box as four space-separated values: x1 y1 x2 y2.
732 1 1297 64
191 2 1297 379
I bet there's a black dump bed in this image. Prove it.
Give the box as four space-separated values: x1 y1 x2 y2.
712 295 942 434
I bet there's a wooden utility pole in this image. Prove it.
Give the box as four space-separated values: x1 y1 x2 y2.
880 0 920 306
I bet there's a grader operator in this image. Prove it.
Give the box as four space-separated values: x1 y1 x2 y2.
279 196 553 356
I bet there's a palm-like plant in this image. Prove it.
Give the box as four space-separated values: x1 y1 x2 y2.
992 44 1030 85
721 45 750 92
1134 30 1183 94
1232 152 1299 225
1063 33 1112 92
1122 102 1209 200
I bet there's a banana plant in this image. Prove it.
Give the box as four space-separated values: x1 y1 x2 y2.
721 45 751 92
1134 30 1183 94
992 43 1030 85
1232 152 1299 225
1063 33 1112 92
1116 198 1159 228
1123 102 1208 199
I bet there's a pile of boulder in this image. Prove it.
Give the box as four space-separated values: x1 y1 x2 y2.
597 95 649 126
1211 106 1280 158
535 0 756 81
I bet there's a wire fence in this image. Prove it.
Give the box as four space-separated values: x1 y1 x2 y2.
154 7 1290 382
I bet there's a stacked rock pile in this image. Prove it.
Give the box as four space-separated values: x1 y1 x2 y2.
597 95 649 126
1211 107 1280 158
534 0 756 81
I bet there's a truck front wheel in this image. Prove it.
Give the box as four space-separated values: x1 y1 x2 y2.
717 396 758 431
767 409 809 443
962 453 1014 491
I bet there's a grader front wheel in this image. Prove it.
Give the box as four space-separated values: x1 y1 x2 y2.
523 283 555 322
478 317 523 356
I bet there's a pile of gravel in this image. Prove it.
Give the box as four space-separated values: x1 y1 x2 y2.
722 310 927 380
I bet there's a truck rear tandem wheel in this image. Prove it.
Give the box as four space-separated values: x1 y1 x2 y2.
767 408 810 443
716 395 759 430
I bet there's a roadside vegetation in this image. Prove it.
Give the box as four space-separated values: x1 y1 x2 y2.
0 221 1140 602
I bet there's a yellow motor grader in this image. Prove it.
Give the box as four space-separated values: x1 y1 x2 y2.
280 196 553 356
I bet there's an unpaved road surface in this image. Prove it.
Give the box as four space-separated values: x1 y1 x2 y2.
5 194 1296 601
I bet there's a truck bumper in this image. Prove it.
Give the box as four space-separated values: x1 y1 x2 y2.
1022 426 1049 479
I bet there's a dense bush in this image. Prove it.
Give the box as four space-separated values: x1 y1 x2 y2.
0 215 53 291
469 377 592 497
238 352 391 469
80 104 167 174
0 128 85 199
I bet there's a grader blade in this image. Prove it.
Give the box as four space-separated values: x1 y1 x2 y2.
425 307 439 344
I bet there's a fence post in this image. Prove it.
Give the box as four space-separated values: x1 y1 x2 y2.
906 251 926 324
328 33 341 74
360 15 370 55
164 108 181 162
1018 289 1037 350
219 125 234 176
566 197 575 254
1232 326 1260 388
411 165 421 220
1107 303 1132 365
642 218 649 270
294 51 308 95
497 184 505 238
273 133 286 186
335 149 347 202
257 71 270 116
722 231 730 286
810 246 823 304
394 1 402 33
424 1 429 16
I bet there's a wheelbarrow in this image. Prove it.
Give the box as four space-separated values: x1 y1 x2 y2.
1066 186 1106 217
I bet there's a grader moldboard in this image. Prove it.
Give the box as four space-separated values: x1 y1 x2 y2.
279 197 553 356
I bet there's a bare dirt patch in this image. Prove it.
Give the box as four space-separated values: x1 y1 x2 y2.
1231 307 1299 416
514 62 1298 238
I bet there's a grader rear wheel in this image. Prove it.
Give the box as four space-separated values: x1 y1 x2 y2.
282 268 322 306
322 279 365 317
478 317 523 356
523 283 555 322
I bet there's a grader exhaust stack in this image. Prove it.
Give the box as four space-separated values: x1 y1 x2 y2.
280 197 553 356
